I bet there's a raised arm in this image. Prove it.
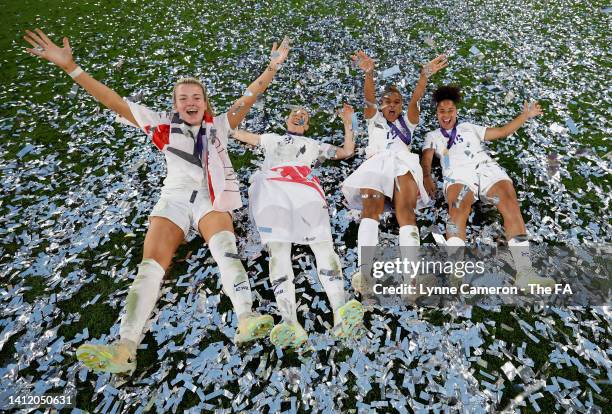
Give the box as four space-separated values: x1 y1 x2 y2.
484 101 543 141
24 29 137 126
407 54 447 125
421 148 437 198
226 37 290 129
333 103 356 159
231 130 261 147
351 51 376 120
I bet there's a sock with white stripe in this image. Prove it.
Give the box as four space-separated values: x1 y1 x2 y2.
209 231 253 317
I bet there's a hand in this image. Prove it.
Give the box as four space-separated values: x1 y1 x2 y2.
421 54 448 78
24 29 76 71
269 36 290 67
338 103 354 124
424 175 437 198
351 50 374 74
522 100 543 119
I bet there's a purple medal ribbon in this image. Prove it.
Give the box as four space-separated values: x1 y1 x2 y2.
387 116 412 145
440 123 458 149
194 124 209 173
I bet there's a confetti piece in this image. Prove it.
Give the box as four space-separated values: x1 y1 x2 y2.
380 65 400 79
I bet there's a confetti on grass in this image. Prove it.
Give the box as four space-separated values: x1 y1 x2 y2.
0 0 610 412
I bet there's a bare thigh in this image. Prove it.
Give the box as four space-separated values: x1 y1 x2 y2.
360 188 385 221
198 211 235 242
446 183 474 240
143 217 185 270
393 172 418 226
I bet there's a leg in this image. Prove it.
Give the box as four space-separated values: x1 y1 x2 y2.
199 212 273 344
267 241 298 322
352 189 384 294
267 241 308 348
486 180 525 240
487 180 531 272
486 181 554 287
358 188 384 267
392 173 422 291
120 217 184 343
78 217 184 373
444 184 474 287
199 211 250 317
310 241 346 315
393 172 418 227
446 183 474 242
310 241 365 338
487 180 529 272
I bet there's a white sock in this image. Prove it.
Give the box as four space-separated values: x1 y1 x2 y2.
399 225 420 283
357 218 379 269
310 241 346 320
508 236 532 273
267 241 298 323
446 236 466 247
120 258 165 345
445 236 466 265
399 225 420 247
209 231 253 317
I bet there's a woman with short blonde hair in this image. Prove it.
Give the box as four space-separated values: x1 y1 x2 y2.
24 28 290 373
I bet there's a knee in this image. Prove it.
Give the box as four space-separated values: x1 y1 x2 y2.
362 200 383 220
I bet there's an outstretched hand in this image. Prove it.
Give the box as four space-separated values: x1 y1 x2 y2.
351 50 374 73
522 100 543 119
422 54 448 78
269 36 290 67
338 103 354 124
24 29 75 71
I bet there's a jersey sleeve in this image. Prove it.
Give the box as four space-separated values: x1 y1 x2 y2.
467 123 488 142
423 131 438 154
116 100 168 134
259 133 281 155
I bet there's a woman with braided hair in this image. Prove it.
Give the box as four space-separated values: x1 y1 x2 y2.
343 51 447 294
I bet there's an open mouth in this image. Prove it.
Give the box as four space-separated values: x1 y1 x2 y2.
186 109 199 115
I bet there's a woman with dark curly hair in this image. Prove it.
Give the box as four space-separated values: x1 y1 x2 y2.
421 85 555 288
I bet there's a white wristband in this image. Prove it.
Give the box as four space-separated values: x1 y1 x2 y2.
68 66 83 79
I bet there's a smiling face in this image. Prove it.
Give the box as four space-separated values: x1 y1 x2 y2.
173 83 208 125
286 108 310 134
436 99 458 130
380 91 403 122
